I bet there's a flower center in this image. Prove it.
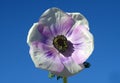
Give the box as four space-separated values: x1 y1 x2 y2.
53 35 68 52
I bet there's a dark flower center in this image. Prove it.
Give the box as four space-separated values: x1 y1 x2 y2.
53 35 68 52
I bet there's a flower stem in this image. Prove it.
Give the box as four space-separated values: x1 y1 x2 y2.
63 77 67 83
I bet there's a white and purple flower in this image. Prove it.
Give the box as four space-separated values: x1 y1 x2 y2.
27 7 94 77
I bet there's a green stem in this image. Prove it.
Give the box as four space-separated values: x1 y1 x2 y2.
63 77 67 83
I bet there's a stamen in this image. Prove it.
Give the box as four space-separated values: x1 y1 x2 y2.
53 35 68 52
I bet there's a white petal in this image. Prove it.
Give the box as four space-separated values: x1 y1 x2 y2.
51 64 84 77
67 12 89 30
27 23 41 45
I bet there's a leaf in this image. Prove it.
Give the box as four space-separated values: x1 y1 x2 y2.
48 72 55 78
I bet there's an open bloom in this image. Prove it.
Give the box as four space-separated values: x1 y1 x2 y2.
27 8 94 77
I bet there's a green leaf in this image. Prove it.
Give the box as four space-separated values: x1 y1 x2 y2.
48 72 55 78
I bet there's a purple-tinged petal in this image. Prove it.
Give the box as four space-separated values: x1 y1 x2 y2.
58 53 84 74
71 50 89 64
39 7 75 37
27 23 53 46
66 23 94 64
37 23 53 38
29 41 64 72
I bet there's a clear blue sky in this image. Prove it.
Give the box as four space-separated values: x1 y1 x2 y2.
0 0 120 83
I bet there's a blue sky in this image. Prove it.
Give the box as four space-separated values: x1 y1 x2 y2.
0 0 120 83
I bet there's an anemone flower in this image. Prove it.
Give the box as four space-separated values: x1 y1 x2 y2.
27 7 94 83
